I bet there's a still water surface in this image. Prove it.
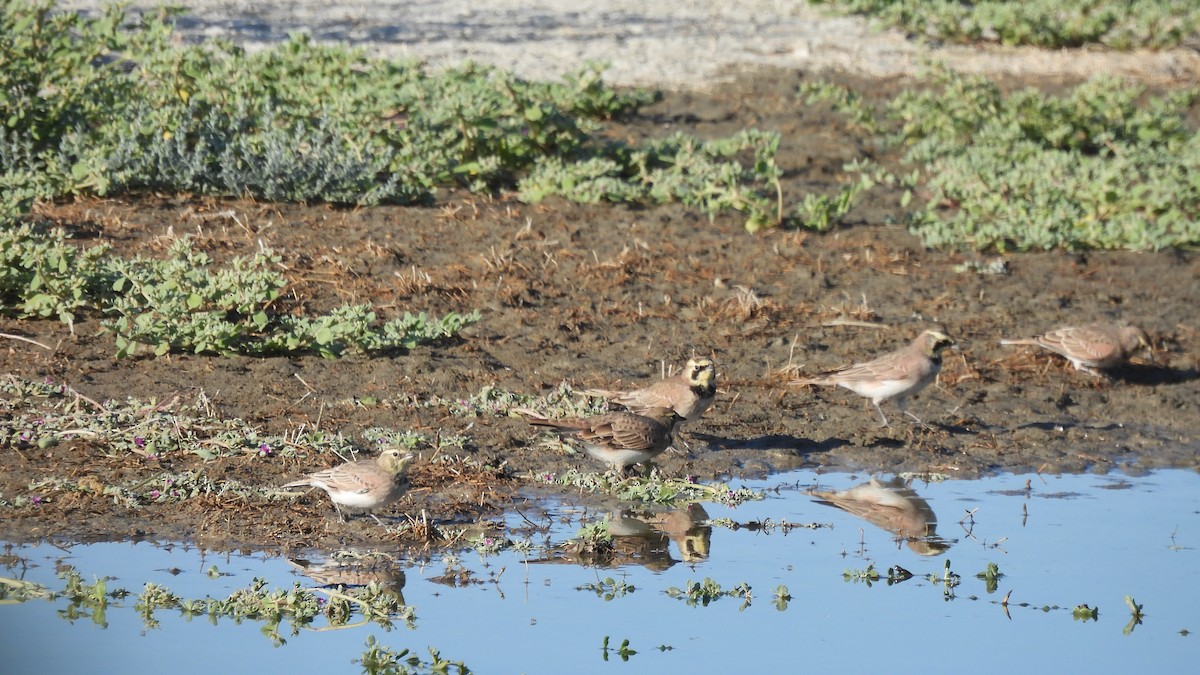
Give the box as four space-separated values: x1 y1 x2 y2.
2 468 1197 673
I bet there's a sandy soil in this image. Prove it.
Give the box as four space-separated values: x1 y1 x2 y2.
3 5 1198 552
56 0 1200 87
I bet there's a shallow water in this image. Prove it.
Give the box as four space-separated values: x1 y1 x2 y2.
2 469 1197 673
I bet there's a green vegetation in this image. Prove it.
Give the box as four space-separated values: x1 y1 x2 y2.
1 1 817 232
578 577 637 600
803 66 1200 250
0 225 479 357
532 468 765 506
1073 603 1100 621
0 375 446 508
816 0 1200 49
600 636 638 662
665 577 753 610
976 562 1004 593
4 2 1197 253
359 638 472 675
928 558 962 599
46 567 416 641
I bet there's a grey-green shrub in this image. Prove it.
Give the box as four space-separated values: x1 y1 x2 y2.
816 0 1200 49
0 225 481 357
804 66 1200 250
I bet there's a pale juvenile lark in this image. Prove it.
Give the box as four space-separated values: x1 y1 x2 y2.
283 448 414 523
791 330 955 427
999 322 1151 376
585 357 717 430
516 407 683 475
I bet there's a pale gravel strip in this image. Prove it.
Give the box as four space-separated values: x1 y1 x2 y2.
58 1 1200 88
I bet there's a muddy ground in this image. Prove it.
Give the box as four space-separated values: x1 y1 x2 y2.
2 70 1198 553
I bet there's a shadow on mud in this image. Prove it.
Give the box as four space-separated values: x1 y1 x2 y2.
692 432 850 456
1110 364 1199 386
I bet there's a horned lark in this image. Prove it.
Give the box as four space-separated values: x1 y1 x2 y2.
999 322 1152 376
586 357 717 428
791 330 955 427
282 448 414 523
516 407 682 475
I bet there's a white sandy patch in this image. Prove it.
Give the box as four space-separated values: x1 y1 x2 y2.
57 1 1200 88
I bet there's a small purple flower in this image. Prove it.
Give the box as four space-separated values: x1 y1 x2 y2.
134 437 146 448
19 433 29 442
150 490 161 499
258 442 272 456
30 496 44 505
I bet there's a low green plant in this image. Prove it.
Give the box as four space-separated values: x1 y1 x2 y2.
0 226 480 357
708 517 832 533
976 562 1003 594
928 559 961 600
0 223 114 329
1073 603 1100 622
105 237 481 358
577 576 636 600
815 0 1200 49
358 637 472 675
804 65 1200 251
519 129 788 231
362 427 473 453
843 563 882 586
665 577 753 610
600 636 637 662
0 375 350 462
50 569 418 643
464 534 512 556
1 2 834 231
532 468 764 506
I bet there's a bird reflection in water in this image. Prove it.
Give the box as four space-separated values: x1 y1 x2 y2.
809 476 950 556
535 503 712 571
287 550 407 603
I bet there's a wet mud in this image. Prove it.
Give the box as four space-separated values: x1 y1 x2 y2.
2 70 1197 552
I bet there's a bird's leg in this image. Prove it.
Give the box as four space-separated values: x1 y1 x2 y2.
899 400 930 429
873 403 891 428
